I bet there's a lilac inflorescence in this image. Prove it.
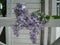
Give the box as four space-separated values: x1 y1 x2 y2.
12 3 46 44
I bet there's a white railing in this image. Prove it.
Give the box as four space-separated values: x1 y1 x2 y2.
0 17 59 45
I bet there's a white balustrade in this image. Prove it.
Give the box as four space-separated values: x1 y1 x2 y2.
0 17 60 45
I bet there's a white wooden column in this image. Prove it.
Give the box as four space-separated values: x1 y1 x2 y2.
0 17 16 45
43 27 48 45
6 26 12 45
45 0 49 15
52 0 57 15
6 0 13 45
50 27 56 44
7 0 12 17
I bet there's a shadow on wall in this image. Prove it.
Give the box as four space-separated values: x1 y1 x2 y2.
0 27 6 44
51 37 60 45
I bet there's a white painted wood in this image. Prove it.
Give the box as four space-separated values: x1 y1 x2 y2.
45 19 60 27
11 8 40 14
2 0 41 45
7 0 41 17
11 0 40 4
0 17 15 45
43 27 48 45
0 27 3 35
50 27 56 44
6 26 12 45
0 0 58 45
12 43 40 45
45 0 49 15
56 27 60 39
7 0 12 17
0 17 60 45
52 0 57 15
11 28 40 45
0 17 60 27
11 3 40 9
39 30 41 45
0 17 16 26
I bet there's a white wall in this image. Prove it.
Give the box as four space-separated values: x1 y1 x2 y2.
7 0 41 17
11 28 40 45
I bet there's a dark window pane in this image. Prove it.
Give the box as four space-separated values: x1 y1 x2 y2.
57 3 60 16
0 0 6 17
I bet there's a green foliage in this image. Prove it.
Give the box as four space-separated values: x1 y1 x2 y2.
31 10 50 23
52 16 60 19
31 10 41 16
45 15 50 20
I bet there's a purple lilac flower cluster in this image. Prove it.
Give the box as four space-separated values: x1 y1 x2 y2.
12 3 46 44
